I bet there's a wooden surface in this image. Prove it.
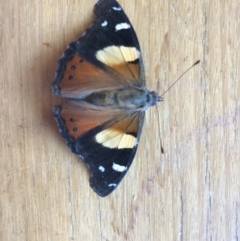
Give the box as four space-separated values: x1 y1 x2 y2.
1 0 239 240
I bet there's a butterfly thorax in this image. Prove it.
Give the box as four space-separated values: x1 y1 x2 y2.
85 88 161 110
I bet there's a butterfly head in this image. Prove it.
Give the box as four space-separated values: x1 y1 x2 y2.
148 91 163 107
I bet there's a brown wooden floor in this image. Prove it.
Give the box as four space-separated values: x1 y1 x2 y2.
1 0 239 240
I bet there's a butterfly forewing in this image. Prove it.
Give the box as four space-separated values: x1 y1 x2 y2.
52 0 145 97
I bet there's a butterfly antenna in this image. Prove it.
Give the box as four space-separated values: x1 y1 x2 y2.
161 60 200 97
155 104 164 154
156 60 200 154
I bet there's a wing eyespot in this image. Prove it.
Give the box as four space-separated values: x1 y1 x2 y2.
73 127 78 132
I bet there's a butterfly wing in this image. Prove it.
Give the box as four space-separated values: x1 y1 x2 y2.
54 102 145 197
52 0 145 98
52 0 147 196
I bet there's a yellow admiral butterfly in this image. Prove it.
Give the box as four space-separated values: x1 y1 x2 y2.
52 0 161 197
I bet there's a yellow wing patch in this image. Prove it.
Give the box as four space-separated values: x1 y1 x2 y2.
95 115 138 149
96 45 140 65
95 129 136 149
95 45 140 80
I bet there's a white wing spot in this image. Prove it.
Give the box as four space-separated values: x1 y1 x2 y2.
78 154 84 159
112 6 122 11
101 20 108 27
112 162 127 172
115 23 131 31
108 183 117 187
98 166 105 172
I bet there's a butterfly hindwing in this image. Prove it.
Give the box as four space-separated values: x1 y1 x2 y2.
54 102 145 197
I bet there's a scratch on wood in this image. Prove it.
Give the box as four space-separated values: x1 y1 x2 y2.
235 203 239 241
67 163 75 240
201 0 213 239
180 190 184 241
98 198 103 241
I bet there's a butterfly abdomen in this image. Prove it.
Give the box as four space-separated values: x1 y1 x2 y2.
85 88 160 110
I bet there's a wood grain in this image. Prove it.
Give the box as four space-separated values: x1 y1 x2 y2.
0 0 239 240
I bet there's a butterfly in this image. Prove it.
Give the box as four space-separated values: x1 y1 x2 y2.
52 0 161 197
